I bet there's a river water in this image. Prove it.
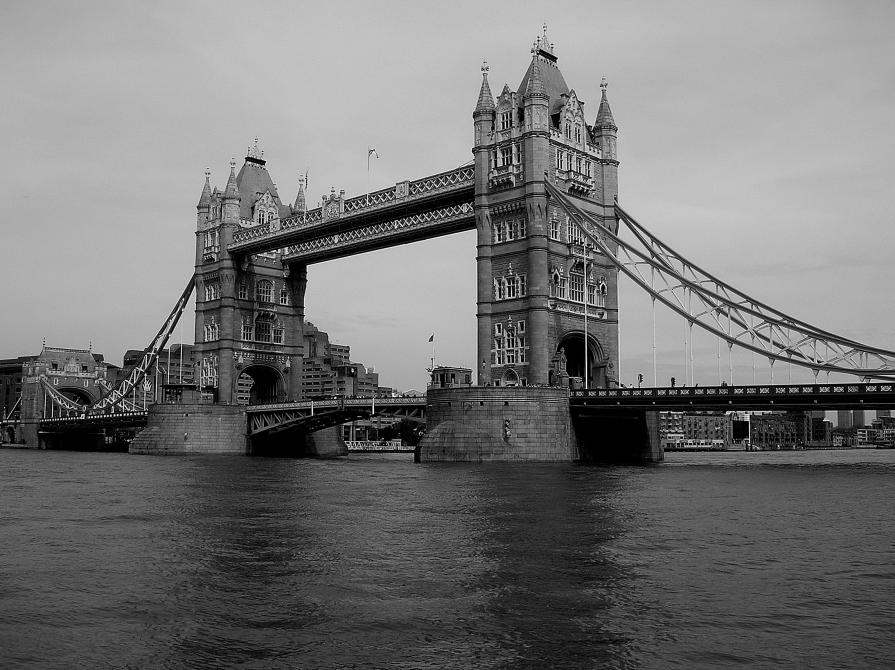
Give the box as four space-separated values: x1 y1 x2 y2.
1 448 893 669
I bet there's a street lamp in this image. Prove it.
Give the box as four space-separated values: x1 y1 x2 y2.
582 239 589 390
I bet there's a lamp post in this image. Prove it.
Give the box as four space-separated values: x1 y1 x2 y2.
582 239 589 390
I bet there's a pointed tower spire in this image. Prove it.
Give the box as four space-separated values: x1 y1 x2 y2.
197 168 212 208
224 158 240 199
475 60 495 113
595 77 616 130
524 52 547 99
293 173 307 213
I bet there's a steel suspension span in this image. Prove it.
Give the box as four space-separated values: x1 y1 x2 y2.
544 180 895 381
41 275 196 415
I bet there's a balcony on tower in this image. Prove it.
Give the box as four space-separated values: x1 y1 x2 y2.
555 166 594 196
202 229 220 262
489 142 522 189
489 162 522 189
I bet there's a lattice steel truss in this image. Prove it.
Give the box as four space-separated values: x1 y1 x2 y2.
544 180 895 380
40 276 196 415
283 203 473 262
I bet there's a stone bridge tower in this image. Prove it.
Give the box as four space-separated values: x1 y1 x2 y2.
193 141 307 404
474 29 619 388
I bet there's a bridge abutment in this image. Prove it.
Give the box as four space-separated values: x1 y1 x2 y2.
129 403 248 455
418 387 577 462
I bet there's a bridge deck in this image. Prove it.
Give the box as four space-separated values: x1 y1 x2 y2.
247 397 426 413
572 382 895 411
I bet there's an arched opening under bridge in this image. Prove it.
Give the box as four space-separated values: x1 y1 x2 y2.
555 332 608 388
235 365 286 405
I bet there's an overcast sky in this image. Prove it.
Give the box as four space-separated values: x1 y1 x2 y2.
2 0 893 391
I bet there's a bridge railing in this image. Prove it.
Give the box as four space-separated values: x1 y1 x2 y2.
40 410 148 425
572 381 895 400
247 396 427 413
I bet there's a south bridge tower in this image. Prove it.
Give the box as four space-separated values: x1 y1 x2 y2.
473 28 619 388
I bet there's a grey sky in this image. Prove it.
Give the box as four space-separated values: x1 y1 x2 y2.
2 1 893 391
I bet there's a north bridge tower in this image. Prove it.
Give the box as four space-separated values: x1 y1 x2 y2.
473 28 620 388
193 141 308 404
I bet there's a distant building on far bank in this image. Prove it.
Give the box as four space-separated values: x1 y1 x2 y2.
750 412 832 450
430 366 472 389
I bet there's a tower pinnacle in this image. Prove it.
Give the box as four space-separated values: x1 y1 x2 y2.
475 60 495 113
224 158 240 199
531 23 556 62
293 173 307 213
197 167 212 208
595 77 616 130
246 137 266 165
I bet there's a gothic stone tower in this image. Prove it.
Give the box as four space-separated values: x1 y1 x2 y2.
474 30 620 388
193 141 307 404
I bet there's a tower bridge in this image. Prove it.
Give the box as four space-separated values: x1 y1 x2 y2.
14 27 895 462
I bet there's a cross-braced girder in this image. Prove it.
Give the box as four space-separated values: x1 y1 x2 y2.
544 180 895 380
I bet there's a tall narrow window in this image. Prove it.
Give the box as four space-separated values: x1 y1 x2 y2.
238 283 248 300
500 146 512 166
255 316 272 343
570 267 584 303
279 288 289 305
550 210 561 240
505 277 517 299
256 280 273 303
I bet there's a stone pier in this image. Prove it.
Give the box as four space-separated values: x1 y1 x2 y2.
418 387 576 462
129 404 247 455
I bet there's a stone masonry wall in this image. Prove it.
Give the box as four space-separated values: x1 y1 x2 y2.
418 387 576 462
130 404 247 455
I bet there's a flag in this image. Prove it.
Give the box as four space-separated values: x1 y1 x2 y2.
428 334 434 342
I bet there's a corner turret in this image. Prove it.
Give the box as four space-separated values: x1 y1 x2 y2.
196 168 212 229
222 158 240 225
293 174 307 214
594 77 617 161
473 61 496 148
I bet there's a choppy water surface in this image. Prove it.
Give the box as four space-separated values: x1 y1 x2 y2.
1 448 893 669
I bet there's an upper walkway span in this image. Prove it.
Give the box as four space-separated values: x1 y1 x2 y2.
228 166 474 262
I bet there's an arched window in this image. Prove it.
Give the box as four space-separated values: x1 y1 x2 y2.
256 280 273 303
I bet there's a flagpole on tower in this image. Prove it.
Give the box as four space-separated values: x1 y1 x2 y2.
428 333 436 372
